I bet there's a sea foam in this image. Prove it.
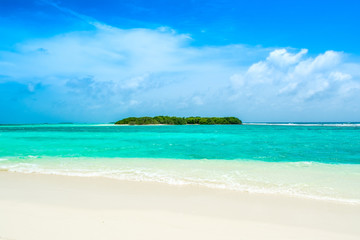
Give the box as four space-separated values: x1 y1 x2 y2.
1 157 360 205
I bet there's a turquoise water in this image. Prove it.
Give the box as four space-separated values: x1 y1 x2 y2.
1 123 360 203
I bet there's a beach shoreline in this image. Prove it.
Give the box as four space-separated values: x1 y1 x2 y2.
1 171 359 240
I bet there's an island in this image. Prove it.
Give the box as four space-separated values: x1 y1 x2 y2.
115 116 242 125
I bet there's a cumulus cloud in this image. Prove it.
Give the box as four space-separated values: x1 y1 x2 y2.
231 50 360 97
0 20 269 122
266 48 308 67
228 48 360 121
1 10 360 123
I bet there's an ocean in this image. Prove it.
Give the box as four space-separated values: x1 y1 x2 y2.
1 123 359 204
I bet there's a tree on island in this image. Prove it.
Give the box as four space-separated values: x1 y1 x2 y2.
115 116 242 125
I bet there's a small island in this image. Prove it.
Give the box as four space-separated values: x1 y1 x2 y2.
115 116 242 125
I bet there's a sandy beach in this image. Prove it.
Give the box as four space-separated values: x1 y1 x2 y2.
0 171 359 240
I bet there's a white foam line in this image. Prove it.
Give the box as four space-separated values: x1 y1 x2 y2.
2 167 359 206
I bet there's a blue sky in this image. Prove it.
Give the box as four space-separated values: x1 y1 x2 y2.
1 0 360 123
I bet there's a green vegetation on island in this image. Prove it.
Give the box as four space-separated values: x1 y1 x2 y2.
115 116 242 125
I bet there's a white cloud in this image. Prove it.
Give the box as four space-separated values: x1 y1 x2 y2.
294 50 341 76
266 48 308 67
329 71 352 81
122 74 149 90
230 49 360 102
1 22 268 122
227 48 360 121
230 74 245 88
1 18 360 122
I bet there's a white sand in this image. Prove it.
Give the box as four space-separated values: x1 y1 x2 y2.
0 171 359 240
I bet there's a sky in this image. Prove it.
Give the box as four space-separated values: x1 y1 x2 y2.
1 0 360 123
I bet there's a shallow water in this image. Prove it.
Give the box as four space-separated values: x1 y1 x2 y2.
1 123 359 203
